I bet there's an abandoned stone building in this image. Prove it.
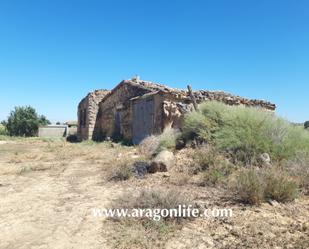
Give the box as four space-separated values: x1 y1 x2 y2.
77 78 276 144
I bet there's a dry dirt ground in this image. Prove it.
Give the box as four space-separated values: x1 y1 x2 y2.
0 139 308 249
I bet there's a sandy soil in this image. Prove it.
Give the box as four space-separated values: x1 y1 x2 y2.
0 139 308 249
0 140 128 249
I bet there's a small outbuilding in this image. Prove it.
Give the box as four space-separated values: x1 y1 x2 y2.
38 125 68 138
38 121 78 138
77 78 276 144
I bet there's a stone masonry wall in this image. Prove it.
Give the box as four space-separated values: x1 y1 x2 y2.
93 82 152 141
132 89 276 139
78 79 276 143
77 89 109 140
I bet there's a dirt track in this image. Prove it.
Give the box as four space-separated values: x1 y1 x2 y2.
0 140 126 249
0 140 308 249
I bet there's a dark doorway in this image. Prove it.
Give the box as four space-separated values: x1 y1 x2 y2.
113 111 122 140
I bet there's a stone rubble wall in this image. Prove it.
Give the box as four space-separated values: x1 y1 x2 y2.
153 90 276 134
78 79 276 142
77 89 110 140
124 79 276 111
93 82 152 141
193 90 276 110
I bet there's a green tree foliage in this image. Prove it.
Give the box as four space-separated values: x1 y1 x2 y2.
0 121 7 135
5 106 50 137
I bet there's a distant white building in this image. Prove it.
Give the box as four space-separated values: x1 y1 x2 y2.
38 125 68 138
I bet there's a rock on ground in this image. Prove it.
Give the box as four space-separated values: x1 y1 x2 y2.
149 150 175 173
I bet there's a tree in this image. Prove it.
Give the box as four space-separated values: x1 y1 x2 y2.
0 121 7 135
5 106 50 137
305 121 309 129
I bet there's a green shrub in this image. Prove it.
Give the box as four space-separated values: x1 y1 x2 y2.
182 101 225 141
182 101 309 166
277 125 309 160
0 123 7 135
139 128 180 157
154 128 180 155
182 111 209 140
216 107 280 165
5 106 50 137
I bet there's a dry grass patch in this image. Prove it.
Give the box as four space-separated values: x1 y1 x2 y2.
138 135 160 158
198 160 236 187
105 188 196 249
139 128 180 158
231 168 265 205
107 159 135 181
231 167 299 205
284 152 309 195
17 164 53 175
169 173 191 186
263 168 298 203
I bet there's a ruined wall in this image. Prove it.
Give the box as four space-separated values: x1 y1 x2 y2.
78 79 276 143
130 92 189 143
192 90 276 110
77 89 109 140
135 90 276 139
93 82 152 141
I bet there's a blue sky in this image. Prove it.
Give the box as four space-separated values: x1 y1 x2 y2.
0 0 308 123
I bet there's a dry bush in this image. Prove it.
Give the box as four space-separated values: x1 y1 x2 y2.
106 188 194 249
231 167 298 205
193 146 221 171
139 128 180 158
283 152 309 195
114 189 193 219
107 159 134 181
232 168 265 205
155 128 180 155
105 218 171 249
173 148 197 175
198 160 236 187
263 168 298 202
191 146 236 187
138 135 160 158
